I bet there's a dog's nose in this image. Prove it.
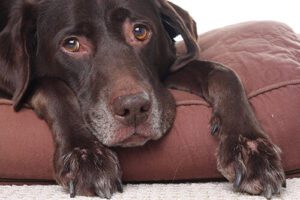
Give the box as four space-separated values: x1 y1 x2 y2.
112 92 151 126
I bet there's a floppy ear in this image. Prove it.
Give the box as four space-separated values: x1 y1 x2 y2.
156 0 200 71
166 2 198 40
0 1 37 111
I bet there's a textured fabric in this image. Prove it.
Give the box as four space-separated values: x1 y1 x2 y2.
0 178 300 200
198 21 300 94
0 21 300 183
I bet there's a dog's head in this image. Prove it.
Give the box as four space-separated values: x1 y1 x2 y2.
0 0 199 147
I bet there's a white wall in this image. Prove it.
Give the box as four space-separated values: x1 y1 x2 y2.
170 0 300 34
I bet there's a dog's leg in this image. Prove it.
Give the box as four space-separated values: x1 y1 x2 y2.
27 78 122 198
165 60 285 199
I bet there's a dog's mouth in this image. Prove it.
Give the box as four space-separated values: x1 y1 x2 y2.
84 111 164 147
84 87 176 148
117 133 150 147
106 125 161 147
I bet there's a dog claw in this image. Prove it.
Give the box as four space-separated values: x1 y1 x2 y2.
210 124 219 136
104 189 112 199
233 153 244 189
94 185 112 199
274 185 281 195
95 190 106 199
282 180 287 188
233 168 242 188
263 184 272 200
116 179 123 193
69 181 76 198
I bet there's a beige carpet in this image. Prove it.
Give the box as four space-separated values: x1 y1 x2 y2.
0 178 299 200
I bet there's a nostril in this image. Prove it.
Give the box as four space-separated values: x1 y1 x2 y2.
112 92 151 126
114 107 130 117
123 109 130 117
140 103 150 113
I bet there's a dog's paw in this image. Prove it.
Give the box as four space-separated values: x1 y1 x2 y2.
54 141 122 198
217 135 286 199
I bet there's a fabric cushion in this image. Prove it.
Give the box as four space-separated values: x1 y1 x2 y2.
1 21 300 183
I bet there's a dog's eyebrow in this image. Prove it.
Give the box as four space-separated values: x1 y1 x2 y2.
108 6 156 24
109 7 131 22
55 22 97 38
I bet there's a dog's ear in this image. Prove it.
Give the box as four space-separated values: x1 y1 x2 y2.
0 1 37 111
164 2 198 40
156 0 200 71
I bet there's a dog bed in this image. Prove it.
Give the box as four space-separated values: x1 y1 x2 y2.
0 21 299 183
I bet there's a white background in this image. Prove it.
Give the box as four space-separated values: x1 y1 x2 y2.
170 0 299 34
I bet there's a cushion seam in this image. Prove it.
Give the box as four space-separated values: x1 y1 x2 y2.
248 79 300 99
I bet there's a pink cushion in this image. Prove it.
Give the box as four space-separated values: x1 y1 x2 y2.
1 21 300 182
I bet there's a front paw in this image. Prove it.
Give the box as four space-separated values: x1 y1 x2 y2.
217 135 285 199
54 141 122 198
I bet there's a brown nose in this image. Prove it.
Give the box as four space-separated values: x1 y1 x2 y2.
112 92 151 126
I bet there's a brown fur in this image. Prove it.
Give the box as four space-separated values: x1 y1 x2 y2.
0 0 285 198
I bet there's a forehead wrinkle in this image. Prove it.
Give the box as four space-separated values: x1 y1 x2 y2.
40 0 159 35
125 0 159 19
98 0 159 20
39 0 105 30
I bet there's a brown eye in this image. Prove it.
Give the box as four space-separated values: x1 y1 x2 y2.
62 37 80 52
133 24 150 41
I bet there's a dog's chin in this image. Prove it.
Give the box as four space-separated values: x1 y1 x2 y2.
100 125 165 147
116 135 151 147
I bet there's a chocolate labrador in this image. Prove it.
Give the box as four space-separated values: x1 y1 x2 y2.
0 0 285 199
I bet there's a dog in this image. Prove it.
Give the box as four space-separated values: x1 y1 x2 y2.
0 0 285 198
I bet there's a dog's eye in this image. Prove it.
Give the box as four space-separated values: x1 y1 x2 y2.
62 37 80 52
133 24 150 41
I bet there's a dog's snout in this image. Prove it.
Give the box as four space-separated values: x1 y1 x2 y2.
112 92 151 126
